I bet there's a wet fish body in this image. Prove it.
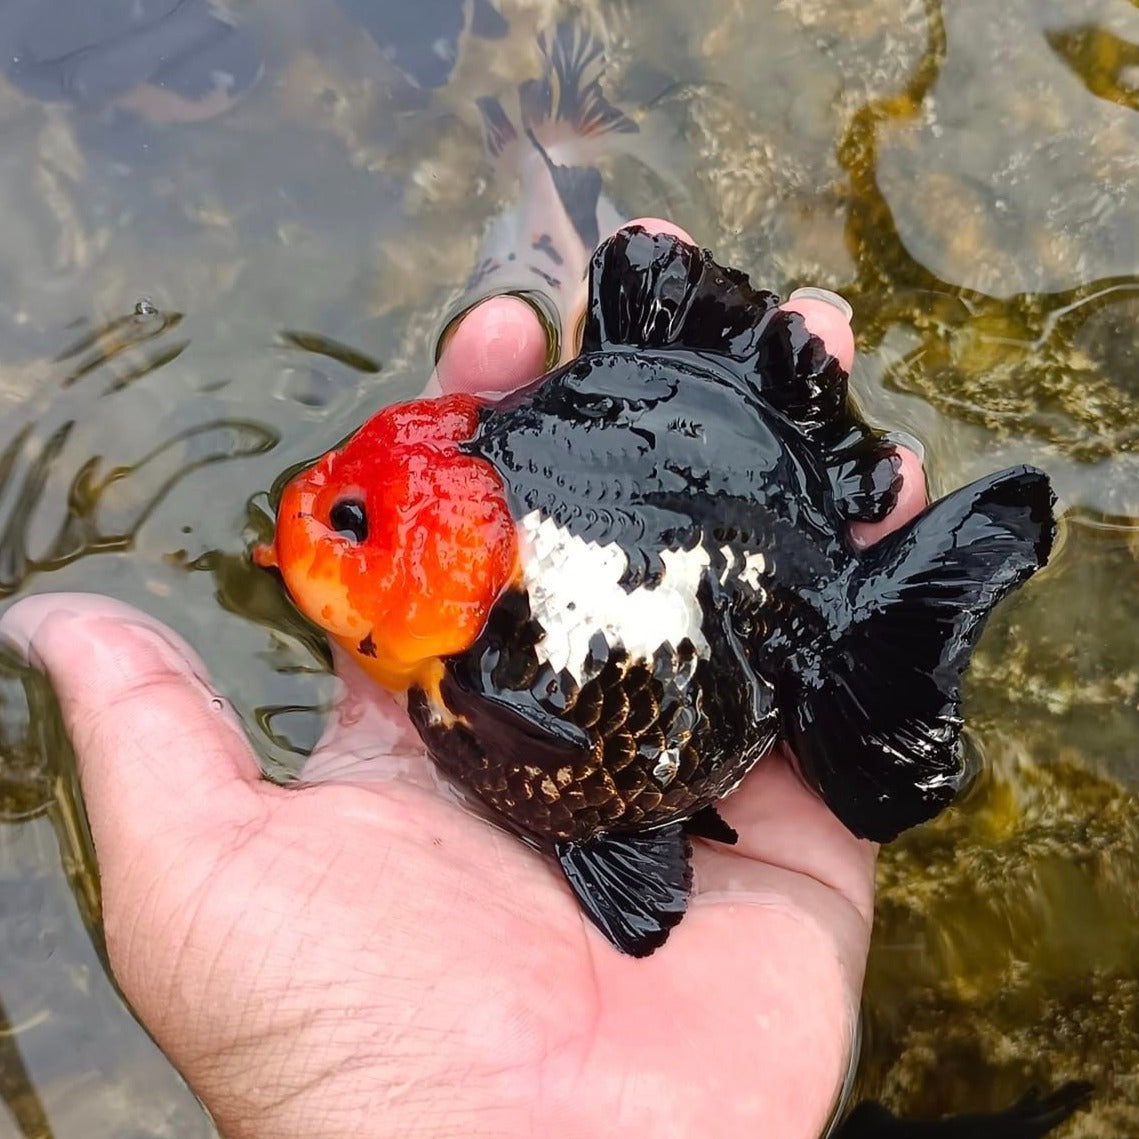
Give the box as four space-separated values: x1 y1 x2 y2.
258 226 1056 957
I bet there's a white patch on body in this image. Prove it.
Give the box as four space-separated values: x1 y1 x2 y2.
652 748 680 787
718 545 735 585
519 510 711 686
739 552 768 600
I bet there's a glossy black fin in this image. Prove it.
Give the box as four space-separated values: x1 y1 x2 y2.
556 824 693 957
440 669 592 758
684 805 739 845
827 430 905 524
581 228 873 449
833 1081 1093 1138
748 304 852 439
786 466 1056 843
581 226 779 357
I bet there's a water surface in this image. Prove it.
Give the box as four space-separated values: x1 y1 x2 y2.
0 0 1136 1134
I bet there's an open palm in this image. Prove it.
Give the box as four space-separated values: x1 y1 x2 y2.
0 222 926 1139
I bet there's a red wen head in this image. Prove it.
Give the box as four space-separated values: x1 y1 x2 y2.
255 395 518 690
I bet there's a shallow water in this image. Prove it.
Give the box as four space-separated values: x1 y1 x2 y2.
0 0 1135 1134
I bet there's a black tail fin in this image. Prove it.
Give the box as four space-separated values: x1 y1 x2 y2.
785 465 1056 843
834 1081 1093 1138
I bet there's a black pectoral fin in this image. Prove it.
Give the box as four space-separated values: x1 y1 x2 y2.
556 824 693 957
833 1081 1093 1139
530 140 603 251
684 805 739 845
440 670 591 774
581 227 778 357
789 465 1057 843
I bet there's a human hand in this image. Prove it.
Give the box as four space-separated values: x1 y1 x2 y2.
0 220 926 1139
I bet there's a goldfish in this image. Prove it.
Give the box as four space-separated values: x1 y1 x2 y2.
433 21 675 375
254 23 1057 957
256 215 1056 956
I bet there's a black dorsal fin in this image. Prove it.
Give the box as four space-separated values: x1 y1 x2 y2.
581 227 863 442
582 226 779 360
581 227 903 521
583 227 853 442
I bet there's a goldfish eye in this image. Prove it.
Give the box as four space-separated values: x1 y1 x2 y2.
329 498 368 542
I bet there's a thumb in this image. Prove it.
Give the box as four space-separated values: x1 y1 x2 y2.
0 593 266 884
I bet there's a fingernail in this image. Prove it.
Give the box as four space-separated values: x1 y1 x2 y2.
0 596 56 661
883 428 925 464
787 287 853 322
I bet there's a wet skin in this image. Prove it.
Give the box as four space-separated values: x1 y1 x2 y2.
0 222 926 1139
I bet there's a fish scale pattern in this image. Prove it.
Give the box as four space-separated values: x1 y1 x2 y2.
409 587 771 843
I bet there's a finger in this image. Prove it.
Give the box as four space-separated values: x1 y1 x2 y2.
781 290 855 374
0 594 266 873
849 444 927 547
696 749 877 926
432 295 548 397
619 215 695 244
300 641 439 787
780 290 929 540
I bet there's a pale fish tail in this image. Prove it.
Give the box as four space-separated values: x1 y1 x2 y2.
448 21 685 372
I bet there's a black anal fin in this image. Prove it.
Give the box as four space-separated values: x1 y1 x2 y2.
684 805 738 845
556 824 693 957
833 1080 1093 1138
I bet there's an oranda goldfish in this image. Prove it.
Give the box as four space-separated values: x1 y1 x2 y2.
256 224 1056 957
254 28 1057 959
